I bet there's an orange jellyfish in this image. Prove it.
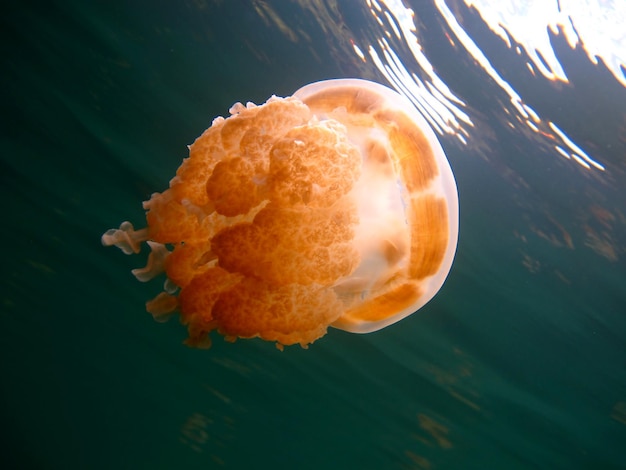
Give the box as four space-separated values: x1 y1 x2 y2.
102 79 458 350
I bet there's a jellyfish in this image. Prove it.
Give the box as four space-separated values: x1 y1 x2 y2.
102 79 458 350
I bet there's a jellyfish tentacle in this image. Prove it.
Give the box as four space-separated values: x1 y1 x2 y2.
101 221 149 255
146 292 178 323
131 241 170 282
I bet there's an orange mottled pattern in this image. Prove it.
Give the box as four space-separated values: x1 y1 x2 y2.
144 97 362 348
212 199 359 286
209 278 345 348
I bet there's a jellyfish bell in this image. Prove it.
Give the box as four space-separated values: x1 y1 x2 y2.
294 79 458 333
101 78 458 349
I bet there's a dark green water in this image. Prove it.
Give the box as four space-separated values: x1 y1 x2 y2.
2 1 625 469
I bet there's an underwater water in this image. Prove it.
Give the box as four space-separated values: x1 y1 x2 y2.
2 1 625 469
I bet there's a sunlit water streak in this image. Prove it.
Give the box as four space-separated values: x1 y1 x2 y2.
467 0 626 88
360 0 624 172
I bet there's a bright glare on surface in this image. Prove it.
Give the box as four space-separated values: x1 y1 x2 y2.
467 0 626 87
361 0 624 172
